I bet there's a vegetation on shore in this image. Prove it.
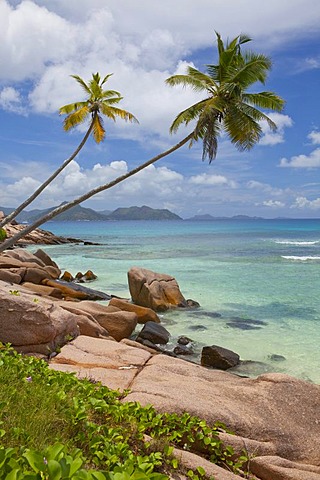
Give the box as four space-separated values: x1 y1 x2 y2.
0 344 250 479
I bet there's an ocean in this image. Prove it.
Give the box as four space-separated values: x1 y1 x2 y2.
34 218 320 383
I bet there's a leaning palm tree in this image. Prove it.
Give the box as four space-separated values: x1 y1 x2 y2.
0 73 138 229
0 33 285 252
166 32 284 162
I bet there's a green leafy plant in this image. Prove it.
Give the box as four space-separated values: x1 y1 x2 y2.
0 228 6 242
0 344 253 479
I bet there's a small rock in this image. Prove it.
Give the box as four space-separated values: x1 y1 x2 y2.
60 271 74 282
137 321 170 345
201 345 240 370
178 335 193 345
185 299 200 308
174 344 194 356
268 354 286 362
188 324 208 331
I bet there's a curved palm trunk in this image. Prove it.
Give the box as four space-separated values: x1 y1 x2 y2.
0 121 95 229
0 132 194 252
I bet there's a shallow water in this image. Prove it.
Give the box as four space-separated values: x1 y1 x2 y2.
34 219 320 383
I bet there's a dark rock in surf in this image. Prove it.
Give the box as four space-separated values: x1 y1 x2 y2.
136 321 170 345
268 354 286 362
174 344 194 356
178 335 193 345
188 324 208 331
201 345 240 370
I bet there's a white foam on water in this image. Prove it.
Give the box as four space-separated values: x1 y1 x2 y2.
281 255 320 261
274 240 319 246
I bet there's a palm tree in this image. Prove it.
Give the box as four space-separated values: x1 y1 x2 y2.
165 32 285 162
0 73 138 229
0 34 285 252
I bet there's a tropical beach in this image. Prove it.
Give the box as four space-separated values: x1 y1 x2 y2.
1 0 320 479
30 218 320 383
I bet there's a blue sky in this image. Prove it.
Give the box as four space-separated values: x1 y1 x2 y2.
0 0 320 218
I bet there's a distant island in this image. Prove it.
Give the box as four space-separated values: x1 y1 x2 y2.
0 204 182 222
2 204 306 223
186 214 264 221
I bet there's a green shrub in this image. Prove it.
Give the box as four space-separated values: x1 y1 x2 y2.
0 344 250 479
0 228 6 242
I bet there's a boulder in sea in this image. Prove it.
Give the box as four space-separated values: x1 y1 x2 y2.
109 297 161 324
226 316 267 330
268 354 286 362
75 270 97 282
60 271 74 282
201 345 240 370
173 344 194 356
177 335 193 345
127 267 189 312
136 321 170 345
42 279 111 301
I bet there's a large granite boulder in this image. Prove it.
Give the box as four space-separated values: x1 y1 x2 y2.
127 267 188 311
0 280 79 355
58 300 138 341
125 355 320 467
109 297 161 324
49 336 320 479
50 335 152 392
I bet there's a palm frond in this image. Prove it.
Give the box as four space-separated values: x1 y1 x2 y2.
194 109 221 162
101 73 113 86
169 99 208 133
242 92 285 112
166 73 208 93
59 102 87 115
92 114 105 143
102 90 122 99
229 53 272 86
63 106 90 131
237 102 278 131
70 75 91 95
100 105 139 123
224 104 262 150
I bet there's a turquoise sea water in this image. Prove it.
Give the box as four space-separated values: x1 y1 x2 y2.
35 219 320 383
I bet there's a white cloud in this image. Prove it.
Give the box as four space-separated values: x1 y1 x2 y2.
0 86 26 114
247 180 288 196
189 173 236 188
291 196 320 210
308 130 320 145
262 199 285 208
259 113 293 146
279 147 320 168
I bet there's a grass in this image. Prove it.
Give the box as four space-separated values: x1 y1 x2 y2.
0 343 251 479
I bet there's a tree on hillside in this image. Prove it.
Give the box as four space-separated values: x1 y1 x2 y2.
0 33 285 252
0 73 138 229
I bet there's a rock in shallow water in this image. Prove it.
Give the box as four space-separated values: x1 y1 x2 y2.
201 345 240 370
137 321 170 345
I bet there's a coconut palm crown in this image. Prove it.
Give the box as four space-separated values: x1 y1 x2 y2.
59 72 138 143
166 32 285 162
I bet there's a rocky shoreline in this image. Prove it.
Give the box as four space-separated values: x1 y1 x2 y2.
0 234 319 479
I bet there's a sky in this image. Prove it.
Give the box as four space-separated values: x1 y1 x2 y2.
0 0 320 219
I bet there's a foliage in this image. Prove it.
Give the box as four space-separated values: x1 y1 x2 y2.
59 72 138 144
166 32 285 162
0 228 6 242
0 344 252 478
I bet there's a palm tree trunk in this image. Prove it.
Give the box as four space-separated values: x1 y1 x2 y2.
0 132 194 252
0 121 94 229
